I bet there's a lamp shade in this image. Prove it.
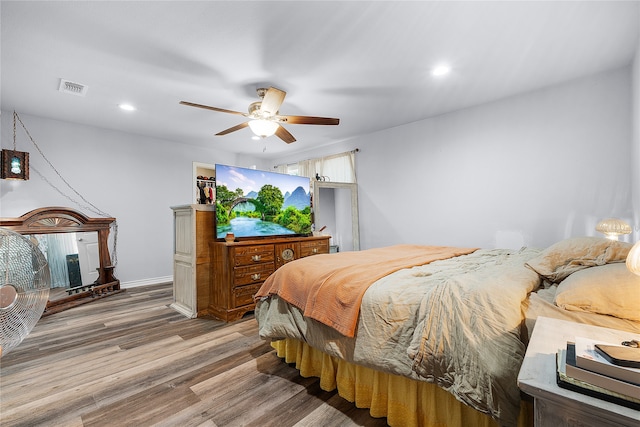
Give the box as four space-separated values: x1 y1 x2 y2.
627 241 640 276
248 119 279 138
595 218 632 240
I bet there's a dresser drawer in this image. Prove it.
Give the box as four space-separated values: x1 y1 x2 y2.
233 263 274 286
300 239 329 257
233 283 263 307
232 245 275 266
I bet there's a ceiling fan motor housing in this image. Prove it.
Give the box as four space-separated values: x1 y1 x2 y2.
248 102 262 117
256 88 268 99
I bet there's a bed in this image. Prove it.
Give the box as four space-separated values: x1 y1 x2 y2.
253 236 640 427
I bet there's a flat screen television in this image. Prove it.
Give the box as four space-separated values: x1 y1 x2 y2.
215 164 312 239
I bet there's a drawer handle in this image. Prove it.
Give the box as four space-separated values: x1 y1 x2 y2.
251 273 261 281
312 248 318 253
251 255 262 262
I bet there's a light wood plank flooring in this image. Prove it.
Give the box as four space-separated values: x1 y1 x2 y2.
0 284 389 427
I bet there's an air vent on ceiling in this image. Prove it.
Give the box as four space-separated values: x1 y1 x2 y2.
58 79 88 97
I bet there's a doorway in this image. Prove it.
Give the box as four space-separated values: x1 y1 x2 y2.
313 182 360 251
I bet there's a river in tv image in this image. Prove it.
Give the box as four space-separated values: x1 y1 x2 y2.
217 216 295 238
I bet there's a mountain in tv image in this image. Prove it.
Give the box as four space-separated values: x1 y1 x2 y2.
283 186 310 210
215 164 312 238
230 187 310 213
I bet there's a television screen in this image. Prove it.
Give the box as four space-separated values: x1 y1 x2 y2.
215 164 312 239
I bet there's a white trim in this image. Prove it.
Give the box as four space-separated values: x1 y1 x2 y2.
121 276 172 289
170 302 197 319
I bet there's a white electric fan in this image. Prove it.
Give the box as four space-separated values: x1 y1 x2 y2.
0 228 50 357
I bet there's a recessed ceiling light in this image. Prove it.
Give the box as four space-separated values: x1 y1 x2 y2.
432 65 451 77
118 103 136 111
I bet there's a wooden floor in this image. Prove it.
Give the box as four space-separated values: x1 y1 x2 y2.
0 284 389 427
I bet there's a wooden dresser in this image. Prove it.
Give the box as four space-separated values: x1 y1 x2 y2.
210 235 330 321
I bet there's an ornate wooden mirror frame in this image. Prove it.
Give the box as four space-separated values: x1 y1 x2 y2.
0 206 122 315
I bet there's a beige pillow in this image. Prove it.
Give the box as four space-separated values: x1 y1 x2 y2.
525 236 632 283
554 263 640 321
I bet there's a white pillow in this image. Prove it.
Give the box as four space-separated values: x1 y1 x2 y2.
525 237 632 283
554 263 640 321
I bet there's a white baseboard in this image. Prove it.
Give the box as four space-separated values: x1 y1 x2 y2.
120 276 173 289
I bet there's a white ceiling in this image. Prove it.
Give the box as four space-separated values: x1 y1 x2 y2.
1 1 639 158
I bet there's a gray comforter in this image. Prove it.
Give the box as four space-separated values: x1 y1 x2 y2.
255 248 542 426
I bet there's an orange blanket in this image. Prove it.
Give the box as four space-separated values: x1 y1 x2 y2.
254 245 478 337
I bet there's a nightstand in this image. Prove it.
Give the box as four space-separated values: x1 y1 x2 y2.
518 316 640 427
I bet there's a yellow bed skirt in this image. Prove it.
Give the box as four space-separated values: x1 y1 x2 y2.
272 339 533 427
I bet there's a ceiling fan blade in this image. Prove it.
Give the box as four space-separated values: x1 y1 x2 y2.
275 125 296 144
260 87 286 116
279 115 340 125
180 101 247 116
215 122 249 136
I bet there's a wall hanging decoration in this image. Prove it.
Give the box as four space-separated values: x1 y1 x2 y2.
1 149 29 180
1 112 30 180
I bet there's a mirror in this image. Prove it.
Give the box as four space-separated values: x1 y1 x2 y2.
313 181 360 251
0 207 121 315
27 232 100 302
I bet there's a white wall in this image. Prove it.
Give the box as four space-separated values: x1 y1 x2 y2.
632 36 640 241
273 67 634 250
0 113 259 286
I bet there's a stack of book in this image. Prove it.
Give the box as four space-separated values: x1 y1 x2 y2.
556 336 640 409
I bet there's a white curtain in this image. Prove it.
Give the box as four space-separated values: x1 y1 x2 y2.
297 161 311 179
278 150 357 183
41 234 78 288
313 151 356 183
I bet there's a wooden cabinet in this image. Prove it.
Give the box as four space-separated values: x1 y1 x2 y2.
170 204 216 318
210 235 330 321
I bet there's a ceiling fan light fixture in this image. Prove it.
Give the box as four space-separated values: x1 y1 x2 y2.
181 86 337 144
248 119 278 138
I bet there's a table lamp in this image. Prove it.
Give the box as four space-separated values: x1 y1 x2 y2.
595 218 632 241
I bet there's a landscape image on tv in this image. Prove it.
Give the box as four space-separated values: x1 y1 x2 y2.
215 164 312 239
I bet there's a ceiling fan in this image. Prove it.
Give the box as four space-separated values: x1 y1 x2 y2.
180 87 339 144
